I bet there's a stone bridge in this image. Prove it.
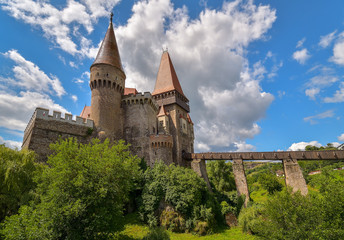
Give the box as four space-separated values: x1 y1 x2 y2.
184 150 344 205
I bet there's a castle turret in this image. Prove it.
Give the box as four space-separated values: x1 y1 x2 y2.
152 51 194 166
89 13 125 139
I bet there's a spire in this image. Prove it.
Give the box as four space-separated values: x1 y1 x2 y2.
152 51 186 98
157 105 167 117
91 13 124 73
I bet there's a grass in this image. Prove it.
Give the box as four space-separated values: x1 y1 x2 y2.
112 213 259 240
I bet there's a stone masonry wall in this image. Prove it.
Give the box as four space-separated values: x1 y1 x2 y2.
122 92 159 165
22 108 93 161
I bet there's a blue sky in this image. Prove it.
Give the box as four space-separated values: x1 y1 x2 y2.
0 0 344 152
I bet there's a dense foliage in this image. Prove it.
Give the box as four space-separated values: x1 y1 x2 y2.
239 172 344 239
140 162 219 235
0 145 42 222
1 138 141 239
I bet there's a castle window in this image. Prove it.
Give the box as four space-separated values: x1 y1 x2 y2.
106 73 109 77
97 72 99 76
159 121 163 127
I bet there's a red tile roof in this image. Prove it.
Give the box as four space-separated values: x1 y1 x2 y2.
124 88 138 95
91 21 124 73
80 106 91 119
152 51 186 97
157 105 167 117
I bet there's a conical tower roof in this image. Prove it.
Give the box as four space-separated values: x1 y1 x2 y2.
157 105 167 117
91 14 124 73
152 51 186 98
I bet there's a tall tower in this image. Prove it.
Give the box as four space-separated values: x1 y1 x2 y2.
152 51 194 166
89 13 125 140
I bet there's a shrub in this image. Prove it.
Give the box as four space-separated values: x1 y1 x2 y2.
1 138 141 239
140 161 218 234
143 227 170 240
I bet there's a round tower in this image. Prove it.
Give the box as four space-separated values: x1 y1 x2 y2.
89 13 125 140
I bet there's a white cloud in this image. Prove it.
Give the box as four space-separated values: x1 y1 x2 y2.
73 71 90 84
0 91 68 131
0 0 120 59
303 110 334 124
0 136 22 149
296 37 306 48
71 95 78 102
338 133 344 142
305 88 320 100
331 38 344 65
324 82 344 103
288 141 322 151
293 48 310 64
115 0 276 152
319 30 337 48
1 50 66 97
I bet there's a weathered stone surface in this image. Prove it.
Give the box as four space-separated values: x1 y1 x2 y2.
232 159 249 206
283 159 308 195
191 159 212 191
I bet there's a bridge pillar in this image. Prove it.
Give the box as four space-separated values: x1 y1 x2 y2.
232 159 249 206
283 159 308 195
191 159 212 192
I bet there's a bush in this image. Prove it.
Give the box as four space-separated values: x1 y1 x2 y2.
1 138 141 239
0 145 42 222
258 173 282 194
143 227 170 240
140 162 218 234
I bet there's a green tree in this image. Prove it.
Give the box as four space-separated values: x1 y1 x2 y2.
140 162 218 234
207 160 236 194
1 138 141 239
0 145 42 222
258 173 282 195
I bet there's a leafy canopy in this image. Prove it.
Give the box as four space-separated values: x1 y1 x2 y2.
1 138 141 240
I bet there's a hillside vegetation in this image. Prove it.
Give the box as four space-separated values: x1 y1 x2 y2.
0 139 343 239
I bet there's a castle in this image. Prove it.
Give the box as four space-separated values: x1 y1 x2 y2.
22 15 194 167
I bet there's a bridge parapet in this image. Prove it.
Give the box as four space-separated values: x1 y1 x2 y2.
186 150 344 161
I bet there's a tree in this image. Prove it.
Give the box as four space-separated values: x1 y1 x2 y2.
258 173 282 195
0 145 42 222
140 162 218 235
1 138 141 239
207 160 236 194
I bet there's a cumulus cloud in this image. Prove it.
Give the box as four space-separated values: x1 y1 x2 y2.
71 95 78 102
324 82 344 103
0 49 68 133
115 0 276 151
1 50 66 97
293 48 310 64
303 110 334 124
0 136 22 149
0 91 68 131
0 0 120 58
338 133 344 142
288 141 322 151
319 30 337 48
331 38 344 65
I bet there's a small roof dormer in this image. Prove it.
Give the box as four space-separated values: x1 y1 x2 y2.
157 105 167 117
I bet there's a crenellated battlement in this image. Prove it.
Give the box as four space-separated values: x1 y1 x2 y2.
122 92 159 111
24 108 94 135
150 134 173 148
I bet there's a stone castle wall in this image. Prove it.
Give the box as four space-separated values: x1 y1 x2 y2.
22 108 94 161
150 134 173 166
122 92 159 165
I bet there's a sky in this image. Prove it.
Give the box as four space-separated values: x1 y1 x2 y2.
0 0 344 153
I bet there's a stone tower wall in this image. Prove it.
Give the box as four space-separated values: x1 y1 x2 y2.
150 134 173 166
163 104 194 167
90 64 125 140
22 108 94 161
122 92 159 165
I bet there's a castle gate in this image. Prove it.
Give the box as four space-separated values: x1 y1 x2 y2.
184 150 344 205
